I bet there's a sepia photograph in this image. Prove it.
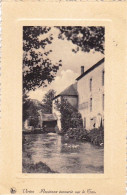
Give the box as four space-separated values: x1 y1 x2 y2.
1 2 126 194
22 26 105 174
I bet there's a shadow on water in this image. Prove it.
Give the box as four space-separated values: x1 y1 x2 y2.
23 133 104 173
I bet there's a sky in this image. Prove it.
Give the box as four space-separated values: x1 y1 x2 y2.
28 27 104 102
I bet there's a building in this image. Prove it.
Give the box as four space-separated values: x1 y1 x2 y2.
76 58 104 130
52 83 78 130
52 58 104 131
38 111 57 132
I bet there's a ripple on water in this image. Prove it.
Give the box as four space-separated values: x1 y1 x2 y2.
23 133 104 173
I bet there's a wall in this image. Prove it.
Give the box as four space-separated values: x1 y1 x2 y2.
52 96 62 131
77 62 104 130
62 96 78 110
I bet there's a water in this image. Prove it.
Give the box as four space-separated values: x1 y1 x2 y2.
23 133 104 173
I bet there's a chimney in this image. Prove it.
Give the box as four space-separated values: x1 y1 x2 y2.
81 66 84 75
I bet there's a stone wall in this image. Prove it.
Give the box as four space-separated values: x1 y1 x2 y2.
77 62 104 130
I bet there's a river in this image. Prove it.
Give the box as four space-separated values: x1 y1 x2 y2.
23 133 104 173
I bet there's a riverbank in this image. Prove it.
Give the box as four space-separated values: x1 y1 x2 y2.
64 127 104 147
23 161 57 173
23 127 56 135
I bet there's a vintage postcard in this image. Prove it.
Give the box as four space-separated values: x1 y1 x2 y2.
1 1 126 195
22 26 104 174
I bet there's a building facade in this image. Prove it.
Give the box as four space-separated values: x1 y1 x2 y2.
76 58 104 130
52 58 104 131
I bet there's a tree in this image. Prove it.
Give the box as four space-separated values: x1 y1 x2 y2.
56 26 104 54
23 93 31 122
29 116 39 128
23 26 62 93
55 97 83 133
42 89 56 114
23 97 42 123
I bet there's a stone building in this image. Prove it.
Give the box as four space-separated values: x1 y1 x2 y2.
38 111 57 132
52 83 78 131
76 58 104 130
52 58 104 131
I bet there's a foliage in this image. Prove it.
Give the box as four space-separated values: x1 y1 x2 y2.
42 89 56 114
23 96 42 123
29 116 39 128
55 97 83 133
56 26 105 54
23 93 31 121
71 112 83 128
65 126 104 146
23 26 62 92
65 127 87 140
86 127 104 146
23 89 55 127
23 26 104 93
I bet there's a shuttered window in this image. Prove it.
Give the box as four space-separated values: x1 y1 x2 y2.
90 98 92 112
102 70 104 86
90 78 92 91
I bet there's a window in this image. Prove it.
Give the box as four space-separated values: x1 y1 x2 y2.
93 117 96 128
90 98 92 112
102 70 104 86
84 117 86 128
102 94 104 110
90 78 92 91
90 117 96 128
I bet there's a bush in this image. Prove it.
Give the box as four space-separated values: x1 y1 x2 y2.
65 127 87 141
86 127 104 146
55 98 83 133
29 117 39 128
65 126 104 147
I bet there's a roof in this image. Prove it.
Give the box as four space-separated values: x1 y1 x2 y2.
41 113 57 121
76 58 104 81
53 83 78 100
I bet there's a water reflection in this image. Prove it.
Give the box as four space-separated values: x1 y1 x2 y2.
23 133 104 173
